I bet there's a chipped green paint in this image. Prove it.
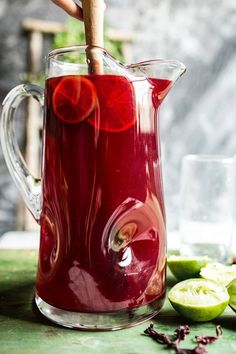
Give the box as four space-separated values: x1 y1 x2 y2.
0 250 235 354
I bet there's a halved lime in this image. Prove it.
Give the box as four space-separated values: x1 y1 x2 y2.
168 278 229 322
200 262 236 286
227 278 236 313
167 255 210 280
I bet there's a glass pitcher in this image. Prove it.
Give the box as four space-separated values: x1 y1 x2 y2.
1 46 185 330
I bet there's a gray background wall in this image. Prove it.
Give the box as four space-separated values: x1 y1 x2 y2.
0 0 236 235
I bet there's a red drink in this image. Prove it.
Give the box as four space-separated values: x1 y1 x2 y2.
36 74 171 313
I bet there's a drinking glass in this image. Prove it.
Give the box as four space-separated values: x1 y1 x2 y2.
179 154 236 263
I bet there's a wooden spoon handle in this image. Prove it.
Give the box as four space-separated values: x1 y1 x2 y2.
82 0 104 47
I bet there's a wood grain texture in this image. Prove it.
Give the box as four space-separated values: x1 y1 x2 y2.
82 0 104 74
82 0 104 47
0 250 235 354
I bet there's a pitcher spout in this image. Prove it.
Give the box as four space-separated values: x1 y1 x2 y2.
128 59 186 84
126 59 185 106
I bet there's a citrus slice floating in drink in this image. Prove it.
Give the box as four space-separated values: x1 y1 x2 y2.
88 75 136 132
200 262 236 286
168 278 229 322
227 278 236 313
53 76 96 124
167 255 210 280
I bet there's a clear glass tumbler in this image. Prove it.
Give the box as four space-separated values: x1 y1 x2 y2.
179 154 236 263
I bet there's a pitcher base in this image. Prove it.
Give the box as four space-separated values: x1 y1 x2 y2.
35 293 164 331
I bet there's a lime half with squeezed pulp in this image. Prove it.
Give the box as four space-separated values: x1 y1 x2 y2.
200 262 236 286
168 278 229 322
227 278 236 313
167 255 210 280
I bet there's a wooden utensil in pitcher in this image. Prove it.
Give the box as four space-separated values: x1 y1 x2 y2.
82 0 104 74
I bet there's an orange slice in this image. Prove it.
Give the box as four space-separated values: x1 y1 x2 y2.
88 75 136 132
53 76 96 124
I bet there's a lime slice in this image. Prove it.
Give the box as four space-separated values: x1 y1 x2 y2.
167 255 210 280
168 278 229 322
200 262 236 286
227 278 236 313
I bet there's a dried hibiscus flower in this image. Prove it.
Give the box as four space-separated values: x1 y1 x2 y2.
144 323 222 353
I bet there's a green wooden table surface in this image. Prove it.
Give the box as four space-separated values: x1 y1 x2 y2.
0 250 235 354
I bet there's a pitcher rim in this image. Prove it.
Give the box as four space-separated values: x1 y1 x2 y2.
48 45 106 59
48 45 186 70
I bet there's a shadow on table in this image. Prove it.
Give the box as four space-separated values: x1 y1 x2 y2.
212 314 236 331
0 280 55 327
153 303 236 332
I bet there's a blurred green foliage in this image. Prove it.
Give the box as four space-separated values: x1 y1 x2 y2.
21 18 124 85
20 72 45 86
53 18 124 63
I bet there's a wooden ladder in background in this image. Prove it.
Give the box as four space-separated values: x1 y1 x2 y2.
19 18 134 231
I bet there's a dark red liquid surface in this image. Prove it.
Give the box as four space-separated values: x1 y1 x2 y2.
36 74 171 312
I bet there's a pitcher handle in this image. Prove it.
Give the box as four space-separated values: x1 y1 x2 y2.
1 84 44 222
